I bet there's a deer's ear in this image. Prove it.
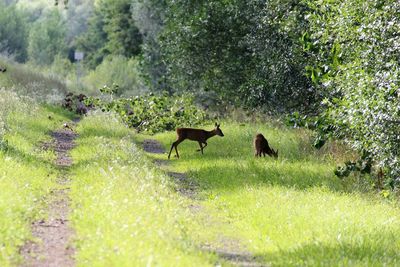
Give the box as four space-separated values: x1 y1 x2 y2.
215 122 218 127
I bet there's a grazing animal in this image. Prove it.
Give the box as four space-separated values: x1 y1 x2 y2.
168 123 224 159
254 133 278 158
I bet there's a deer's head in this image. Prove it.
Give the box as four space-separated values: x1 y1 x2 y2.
271 148 278 158
214 123 224 137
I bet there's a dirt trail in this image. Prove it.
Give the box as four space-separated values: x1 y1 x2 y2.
20 123 78 267
142 139 266 267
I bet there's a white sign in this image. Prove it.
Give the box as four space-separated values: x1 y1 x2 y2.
74 51 84 61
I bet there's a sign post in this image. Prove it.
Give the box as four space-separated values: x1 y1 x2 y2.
74 51 84 88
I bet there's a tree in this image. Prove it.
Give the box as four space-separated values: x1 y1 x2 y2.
303 0 400 185
28 9 67 65
77 0 142 69
156 0 315 111
0 3 28 62
131 0 169 92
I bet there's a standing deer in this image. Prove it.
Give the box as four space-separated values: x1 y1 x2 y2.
168 123 224 159
254 133 278 158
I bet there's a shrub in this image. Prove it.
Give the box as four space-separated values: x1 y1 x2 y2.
87 88 207 134
82 55 147 96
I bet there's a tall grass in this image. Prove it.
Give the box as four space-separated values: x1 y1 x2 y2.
148 122 400 266
0 57 67 103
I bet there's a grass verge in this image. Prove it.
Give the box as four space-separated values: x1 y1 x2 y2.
0 105 75 266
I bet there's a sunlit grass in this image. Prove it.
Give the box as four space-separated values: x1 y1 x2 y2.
0 105 75 266
144 122 400 266
69 113 219 266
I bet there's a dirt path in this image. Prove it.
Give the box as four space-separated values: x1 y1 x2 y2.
20 123 78 267
142 139 266 267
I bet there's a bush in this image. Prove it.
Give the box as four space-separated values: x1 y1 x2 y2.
87 89 207 134
82 55 147 96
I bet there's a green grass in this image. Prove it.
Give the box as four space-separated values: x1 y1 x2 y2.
0 105 75 266
143 122 400 266
69 113 222 266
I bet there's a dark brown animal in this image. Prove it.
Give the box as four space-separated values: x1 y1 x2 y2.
254 133 278 158
168 123 224 159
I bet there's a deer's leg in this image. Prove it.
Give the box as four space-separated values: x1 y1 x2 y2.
168 142 175 159
202 142 208 149
196 142 203 152
196 141 204 154
168 139 183 159
174 140 183 158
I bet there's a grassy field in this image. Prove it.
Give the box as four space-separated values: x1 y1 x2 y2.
141 122 400 266
0 103 74 266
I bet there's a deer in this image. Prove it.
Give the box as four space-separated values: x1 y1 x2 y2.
168 123 224 159
254 133 278 158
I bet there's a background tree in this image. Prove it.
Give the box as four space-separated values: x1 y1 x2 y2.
77 0 142 68
131 0 169 92
0 2 28 62
28 9 67 65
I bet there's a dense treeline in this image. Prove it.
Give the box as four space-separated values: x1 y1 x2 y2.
0 0 399 186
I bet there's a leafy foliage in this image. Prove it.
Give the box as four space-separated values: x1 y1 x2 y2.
302 0 400 186
146 0 317 111
87 86 207 133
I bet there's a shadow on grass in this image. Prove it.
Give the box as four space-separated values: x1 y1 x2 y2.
254 233 399 266
187 158 342 193
77 125 129 140
6 145 55 170
42 104 77 121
